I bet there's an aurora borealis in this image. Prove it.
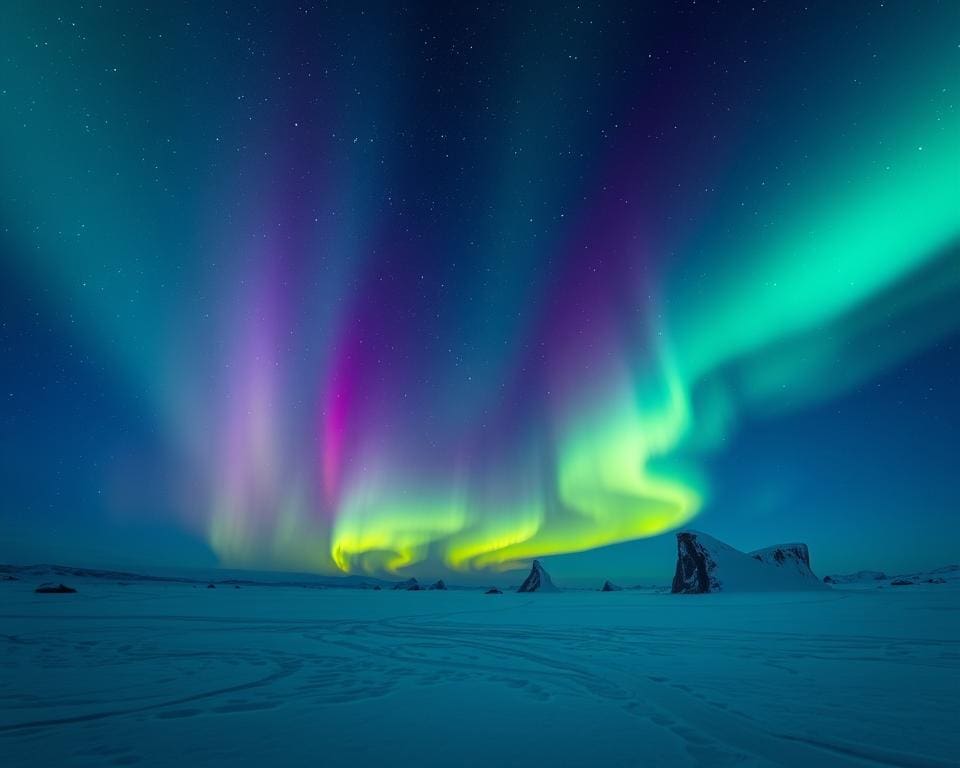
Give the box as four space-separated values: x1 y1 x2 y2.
1 2 958 582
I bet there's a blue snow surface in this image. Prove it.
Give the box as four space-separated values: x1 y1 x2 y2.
2 580 957 767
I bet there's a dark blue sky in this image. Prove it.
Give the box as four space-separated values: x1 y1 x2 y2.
1 1 958 584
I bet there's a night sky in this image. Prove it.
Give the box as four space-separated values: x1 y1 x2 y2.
1 1 957 585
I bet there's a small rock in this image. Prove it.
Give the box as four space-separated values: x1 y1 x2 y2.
35 583 76 594
485 587 503 594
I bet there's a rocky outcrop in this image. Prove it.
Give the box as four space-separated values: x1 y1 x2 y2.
428 579 447 590
887 565 959 588
393 578 420 591
485 587 503 594
671 532 718 593
600 580 622 592
824 570 887 584
748 543 821 585
35 583 76 594
206 583 216 589
671 531 824 593
517 560 558 592
750 543 810 569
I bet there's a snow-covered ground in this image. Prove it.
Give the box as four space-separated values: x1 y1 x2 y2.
2 579 957 767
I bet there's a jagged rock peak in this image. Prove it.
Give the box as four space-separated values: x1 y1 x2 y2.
600 580 622 592
428 579 447 590
517 560 559 593
393 577 420 590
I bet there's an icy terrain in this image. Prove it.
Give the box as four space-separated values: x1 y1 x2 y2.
2 579 957 767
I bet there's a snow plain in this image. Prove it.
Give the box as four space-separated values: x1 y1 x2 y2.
2 579 957 768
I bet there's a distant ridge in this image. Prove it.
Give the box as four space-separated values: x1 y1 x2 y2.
0 563 395 591
823 570 887 584
824 565 960 588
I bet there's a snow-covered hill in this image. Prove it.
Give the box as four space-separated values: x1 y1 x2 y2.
890 564 960 586
671 531 826 593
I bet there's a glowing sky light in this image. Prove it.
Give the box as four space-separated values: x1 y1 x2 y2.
1 3 957 579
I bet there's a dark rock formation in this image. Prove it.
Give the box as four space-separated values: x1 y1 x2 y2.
206 583 216 589
35 583 76 594
485 587 503 594
393 578 420 590
750 543 810 568
672 532 715 594
373 585 382 590
428 579 447 590
517 560 558 592
891 578 914 586
600 580 622 592
927 578 946 584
